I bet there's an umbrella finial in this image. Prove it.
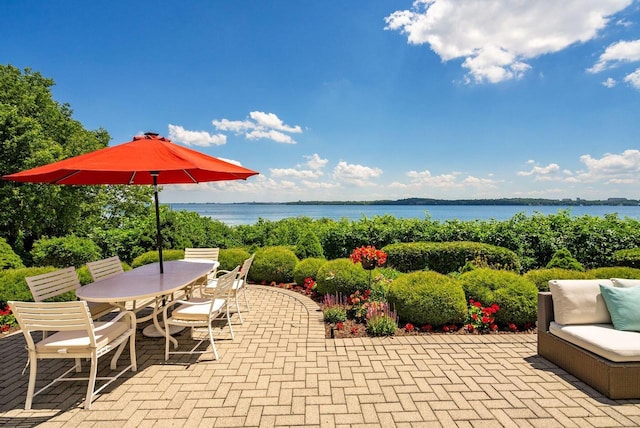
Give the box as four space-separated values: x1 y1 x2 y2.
144 132 159 138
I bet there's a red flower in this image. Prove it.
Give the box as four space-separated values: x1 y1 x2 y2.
442 325 450 332
490 324 498 331
466 324 474 332
508 323 518 332
473 301 482 308
472 313 478 320
335 322 344 330
421 324 432 332
349 246 387 267
405 323 414 332
350 326 359 335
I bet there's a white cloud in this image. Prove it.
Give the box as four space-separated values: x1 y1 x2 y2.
588 39 640 73
580 149 640 178
624 67 640 89
385 0 632 84
462 175 499 187
249 111 302 133
246 129 297 144
304 153 329 171
603 77 618 88
517 163 562 181
407 169 459 187
269 168 317 179
167 124 226 147
212 111 302 144
332 161 383 186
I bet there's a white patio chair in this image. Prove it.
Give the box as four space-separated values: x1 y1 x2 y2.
8 300 137 410
204 254 254 324
86 256 124 281
184 247 220 288
163 266 239 361
26 267 114 322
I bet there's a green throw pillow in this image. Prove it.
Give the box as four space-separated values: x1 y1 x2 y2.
599 284 640 332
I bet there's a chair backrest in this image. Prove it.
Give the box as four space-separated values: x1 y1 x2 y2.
209 266 239 301
8 300 95 349
87 256 124 282
184 248 219 261
26 267 81 302
237 254 255 283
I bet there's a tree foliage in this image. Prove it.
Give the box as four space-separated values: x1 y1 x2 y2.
0 65 153 262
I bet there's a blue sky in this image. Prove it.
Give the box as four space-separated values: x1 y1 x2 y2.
2 0 640 203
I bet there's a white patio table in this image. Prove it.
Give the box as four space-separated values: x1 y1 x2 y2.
76 259 218 346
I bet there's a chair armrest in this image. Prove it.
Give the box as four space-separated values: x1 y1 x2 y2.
537 292 554 332
100 310 137 329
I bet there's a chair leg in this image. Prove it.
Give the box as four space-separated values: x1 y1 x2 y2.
226 306 235 340
129 333 137 372
85 354 98 410
25 353 37 410
208 324 219 360
164 323 171 361
235 292 244 324
243 287 250 312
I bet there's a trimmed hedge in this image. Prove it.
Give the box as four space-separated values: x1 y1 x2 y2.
31 236 101 268
523 268 592 292
316 258 370 296
249 246 298 284
387 271 467 326
219 248 251 271
295 231 324 259
383 241 520 274
587 266 640 280
459 268 537 325
293 257 326 285
612 248 640 269
0 266 62 302
546 248 584 271
0 237 24 270
131 250 185 268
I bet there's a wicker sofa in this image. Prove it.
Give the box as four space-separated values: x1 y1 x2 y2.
537 279 640 399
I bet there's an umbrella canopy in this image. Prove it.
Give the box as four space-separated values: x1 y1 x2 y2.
3 132 259 272
3 132 258 185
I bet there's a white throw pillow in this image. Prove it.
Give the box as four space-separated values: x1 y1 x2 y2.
611 278 640 288
548 279 612 325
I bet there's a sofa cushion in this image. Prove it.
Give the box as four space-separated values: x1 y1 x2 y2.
599 284 640 332
549 321 640 362
611 278 640 288
549 279 612 325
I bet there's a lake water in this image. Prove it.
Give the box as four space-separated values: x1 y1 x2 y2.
168 203 640 226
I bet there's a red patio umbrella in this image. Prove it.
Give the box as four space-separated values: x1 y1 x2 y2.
3 132 259 272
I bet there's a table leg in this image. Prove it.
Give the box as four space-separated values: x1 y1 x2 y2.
142 296 183 344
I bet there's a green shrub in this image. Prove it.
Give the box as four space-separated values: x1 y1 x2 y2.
295 231 324 259
0 266 61 302
587 266 640 280
387 271 467 326
612 248 640 269
366 314 397 336
323 306 347 323
523 268 592 291
293 257 326 285
459 268 537 325
546 248 584 271
249 246 299 284
31 236 101 268
316 258 370 296
0 238 24 270
383 242 520 274
131 250 185 268
218 248 251 271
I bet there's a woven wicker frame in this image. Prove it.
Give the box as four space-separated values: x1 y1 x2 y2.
538 292 640 399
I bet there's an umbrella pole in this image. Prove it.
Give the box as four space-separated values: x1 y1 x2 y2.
152 173 164 274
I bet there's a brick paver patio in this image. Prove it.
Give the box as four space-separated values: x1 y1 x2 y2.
1 285 639 427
